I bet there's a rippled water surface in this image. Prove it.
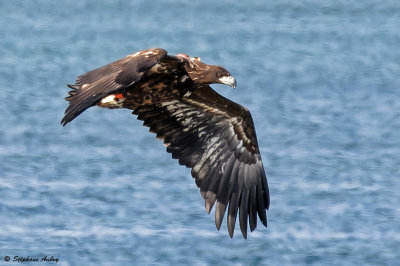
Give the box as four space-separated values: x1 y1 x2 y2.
1 1 400 265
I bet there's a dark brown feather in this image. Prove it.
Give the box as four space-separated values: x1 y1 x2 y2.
227 191 240 238
239 189 249 239
132 92 269 237
62 48 269 238
61 48 167 125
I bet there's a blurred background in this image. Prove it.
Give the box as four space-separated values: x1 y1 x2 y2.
1 0 399 265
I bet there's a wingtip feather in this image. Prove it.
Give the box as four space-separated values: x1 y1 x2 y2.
215 201 226 231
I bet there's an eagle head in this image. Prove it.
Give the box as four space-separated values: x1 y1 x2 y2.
197 66 237 88
180 56 237 88
212 66 237 88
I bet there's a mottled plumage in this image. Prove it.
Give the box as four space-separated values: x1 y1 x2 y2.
62 48 269 238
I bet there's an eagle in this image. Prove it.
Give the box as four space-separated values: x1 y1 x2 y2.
61 48 269 238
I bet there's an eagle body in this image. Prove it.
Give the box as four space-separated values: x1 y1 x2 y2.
62 48 269 238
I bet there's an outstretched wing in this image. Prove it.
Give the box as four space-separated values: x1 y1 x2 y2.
61 48 167 125
134 85 270 238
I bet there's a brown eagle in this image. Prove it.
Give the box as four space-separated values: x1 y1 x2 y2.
62 48 269 238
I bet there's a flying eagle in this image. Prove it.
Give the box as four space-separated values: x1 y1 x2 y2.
61 48 269 238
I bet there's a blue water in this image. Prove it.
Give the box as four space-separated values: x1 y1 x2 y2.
1 0 400 265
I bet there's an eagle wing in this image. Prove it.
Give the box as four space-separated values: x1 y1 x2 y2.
61 48 167 125
134 85 270 238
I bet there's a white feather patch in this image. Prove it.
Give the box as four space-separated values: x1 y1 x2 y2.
101 95 116 104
